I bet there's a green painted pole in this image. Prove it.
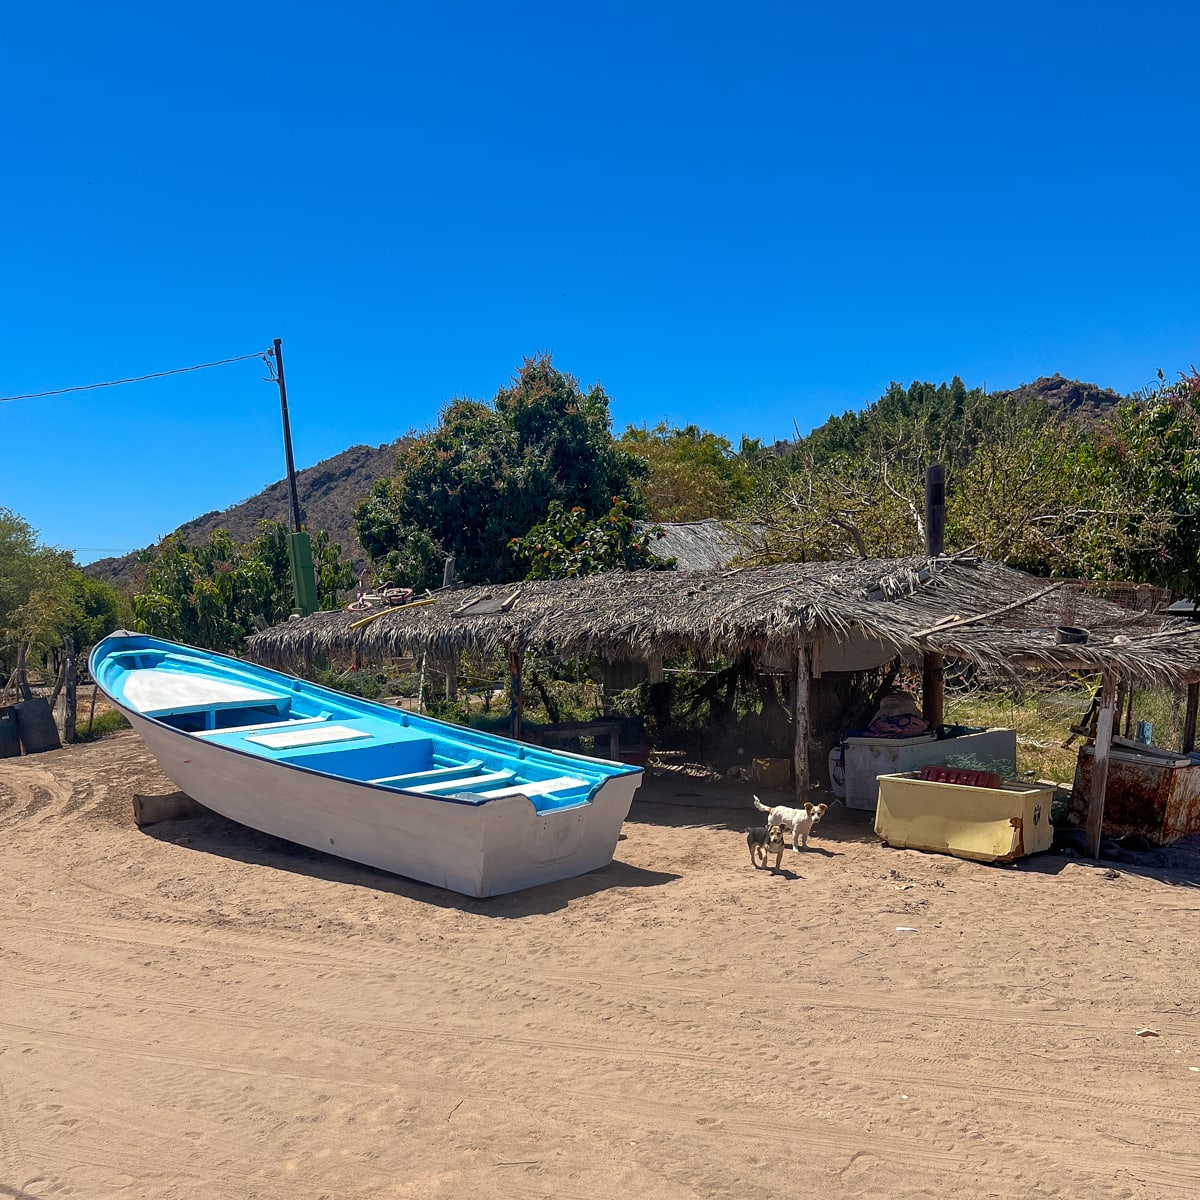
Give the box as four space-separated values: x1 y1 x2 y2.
272 338 318 617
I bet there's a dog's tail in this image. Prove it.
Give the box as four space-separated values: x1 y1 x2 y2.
752 794 770 812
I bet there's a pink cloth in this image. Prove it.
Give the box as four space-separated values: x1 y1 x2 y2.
865 712 930 738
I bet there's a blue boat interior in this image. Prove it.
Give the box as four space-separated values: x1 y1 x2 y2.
96 642 638 813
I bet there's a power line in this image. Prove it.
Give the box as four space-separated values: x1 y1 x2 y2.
0 348 273 403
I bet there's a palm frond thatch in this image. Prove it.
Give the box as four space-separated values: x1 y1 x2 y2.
244 556 1200 686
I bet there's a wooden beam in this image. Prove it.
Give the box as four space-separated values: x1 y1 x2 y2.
1084 673 1118 859
910 581 1064 640
792 645 812 804
1183 682 1199 754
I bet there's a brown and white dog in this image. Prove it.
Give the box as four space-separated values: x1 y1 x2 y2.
752 796 828 851
746 822 787 871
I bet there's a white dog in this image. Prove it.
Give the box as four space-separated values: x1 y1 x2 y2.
752 795 828 851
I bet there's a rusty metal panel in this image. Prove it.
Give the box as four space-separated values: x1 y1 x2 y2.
1072 749 1200 845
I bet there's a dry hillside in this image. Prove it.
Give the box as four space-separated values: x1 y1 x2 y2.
84 439 408 590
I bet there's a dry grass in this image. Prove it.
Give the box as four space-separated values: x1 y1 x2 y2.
944 681 1193 785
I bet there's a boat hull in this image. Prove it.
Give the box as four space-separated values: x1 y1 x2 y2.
92 634 643 898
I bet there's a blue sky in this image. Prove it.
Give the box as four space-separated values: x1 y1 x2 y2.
4 1 1197 565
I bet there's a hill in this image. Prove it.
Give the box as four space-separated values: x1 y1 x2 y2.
82 376 1128 593
989 373 1127 423
84 440 407 590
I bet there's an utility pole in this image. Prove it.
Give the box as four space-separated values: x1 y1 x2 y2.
273 338 303 534
271 339 319 617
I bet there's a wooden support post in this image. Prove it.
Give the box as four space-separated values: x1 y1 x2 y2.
1085 673 1118 860
922 464 946 728
508 648 524 740
925 464 945 556
1183 682 1199 754
63 635 77 744
792 645 812 804
922 652 944 729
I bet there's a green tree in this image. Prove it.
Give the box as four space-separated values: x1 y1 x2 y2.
1081 368 1200 596
0 510 106 679
510 499 674 579
353 355 649 584
0 509 43 668
620 422 760 520
132 522 354 650
65 574 128 650
741 379 1115 573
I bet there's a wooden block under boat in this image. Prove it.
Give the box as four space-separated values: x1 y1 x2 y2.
132 791 208 827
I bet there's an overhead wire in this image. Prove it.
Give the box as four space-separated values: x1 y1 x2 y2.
0 348 274 403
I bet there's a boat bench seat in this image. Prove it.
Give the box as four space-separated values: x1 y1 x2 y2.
403 770 516 796
369 759 484 786
477 776 590 799
246 724 370 749
194 715 330 738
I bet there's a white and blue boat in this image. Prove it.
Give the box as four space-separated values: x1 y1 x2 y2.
90 632 643 897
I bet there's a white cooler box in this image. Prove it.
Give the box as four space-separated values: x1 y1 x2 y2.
841 729 1018 811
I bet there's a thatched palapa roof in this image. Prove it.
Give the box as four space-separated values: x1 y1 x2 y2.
245 556 1200 685
638 519 746 572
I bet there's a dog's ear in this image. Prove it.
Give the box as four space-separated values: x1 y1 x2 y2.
804 802 815 814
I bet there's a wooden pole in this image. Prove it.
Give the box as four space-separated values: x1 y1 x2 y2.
1085 673 1118 859
924 464 945 557
1183 682 1199 754
792 645 812 803
509 648 524 740
272 338 303 534
63 636 77 744
922 463 946 729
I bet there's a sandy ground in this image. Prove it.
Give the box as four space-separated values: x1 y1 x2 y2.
3 731 1200 1200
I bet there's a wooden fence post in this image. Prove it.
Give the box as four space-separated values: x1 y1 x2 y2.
1085 673 1118 859
1183 682 1199 754
509 648 524 740
792 645 812 803
63 636 77 744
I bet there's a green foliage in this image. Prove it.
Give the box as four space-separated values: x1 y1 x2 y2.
132 522 354 651
352 484 446 593
620 422 761 520
76 708 130 741
353 355 650 584
743 379 1125 575
0 509 41 643
1083 368 1200 598
313 664 391 700
64 574 128 651
0 509 118 672
510 498 674 579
